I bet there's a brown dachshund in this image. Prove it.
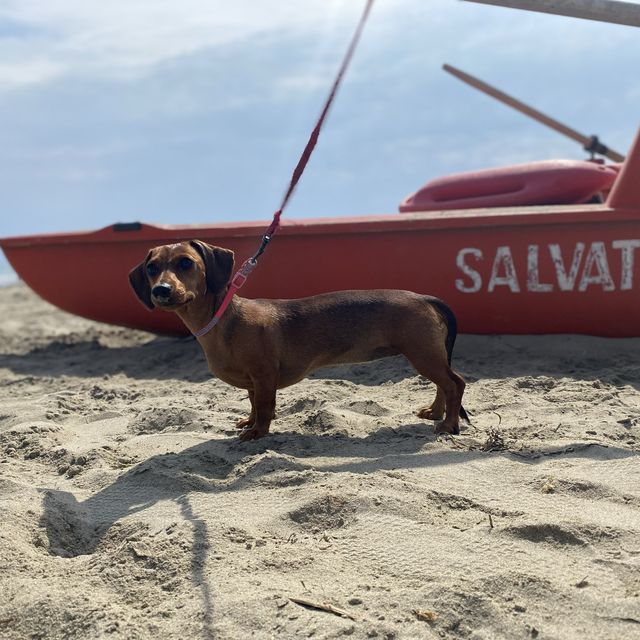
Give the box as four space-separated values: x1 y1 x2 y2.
129 240 468 440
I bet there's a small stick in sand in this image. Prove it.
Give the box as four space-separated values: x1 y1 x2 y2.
597 615 640 624
289 597 356 620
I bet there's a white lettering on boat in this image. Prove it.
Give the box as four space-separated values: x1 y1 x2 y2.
527 245 553 292
455 248 483 293
578 242 615 292
613 239 640 290
488 246 520 293
549 243 584 291
455 240 640 293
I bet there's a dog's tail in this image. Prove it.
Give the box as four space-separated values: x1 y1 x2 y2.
425 296 458 365
426 296 470 422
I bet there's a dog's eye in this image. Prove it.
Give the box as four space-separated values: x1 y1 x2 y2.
178 257 193 270
146 263 160 277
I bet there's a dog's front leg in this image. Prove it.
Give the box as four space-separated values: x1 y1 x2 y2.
235 390 255 430
238 377 277 441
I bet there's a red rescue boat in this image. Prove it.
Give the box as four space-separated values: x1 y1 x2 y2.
2 130 640 337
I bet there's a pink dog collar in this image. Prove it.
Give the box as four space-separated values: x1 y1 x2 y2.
191 259 257 338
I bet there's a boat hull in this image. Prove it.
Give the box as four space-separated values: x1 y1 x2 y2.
2 204 640 336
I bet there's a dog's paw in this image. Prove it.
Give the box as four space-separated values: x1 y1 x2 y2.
417 406 444 421
434 421 460 436
235 417 253 430
238 426 269 441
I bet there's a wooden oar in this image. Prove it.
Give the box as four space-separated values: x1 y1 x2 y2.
461 0 640 28
443 63 625 162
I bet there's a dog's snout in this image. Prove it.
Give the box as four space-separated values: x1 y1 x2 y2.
152 283 172 298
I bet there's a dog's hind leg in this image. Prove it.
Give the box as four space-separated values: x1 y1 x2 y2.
418 366 465 435
435 367 466 434
406 346 465 435
417 386 446 421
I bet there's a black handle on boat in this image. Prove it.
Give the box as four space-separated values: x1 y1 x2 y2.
112 222 143 232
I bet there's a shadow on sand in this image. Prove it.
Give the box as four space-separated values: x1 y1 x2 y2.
38 426 637 637
40 427 637 557
3 333 640 390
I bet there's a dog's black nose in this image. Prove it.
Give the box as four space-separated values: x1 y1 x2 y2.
152 283 172 298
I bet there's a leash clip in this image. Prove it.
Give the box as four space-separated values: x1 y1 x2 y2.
252 234 273 262
231 260 257 289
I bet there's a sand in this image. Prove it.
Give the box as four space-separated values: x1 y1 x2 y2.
0 283 639 639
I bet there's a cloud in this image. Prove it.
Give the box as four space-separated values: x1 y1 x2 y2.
0 58 63 87
1 0 636 100
0 0 372 89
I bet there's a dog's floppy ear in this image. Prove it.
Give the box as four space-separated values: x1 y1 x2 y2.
190 240 235 294
128 252 154 310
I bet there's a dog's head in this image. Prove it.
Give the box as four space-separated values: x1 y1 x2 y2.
128 240 235 310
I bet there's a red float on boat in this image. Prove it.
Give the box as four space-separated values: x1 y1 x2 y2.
399 160 619 212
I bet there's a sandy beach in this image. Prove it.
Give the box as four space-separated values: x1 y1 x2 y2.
0 282 638 639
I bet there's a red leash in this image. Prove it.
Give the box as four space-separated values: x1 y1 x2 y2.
193 0 375 337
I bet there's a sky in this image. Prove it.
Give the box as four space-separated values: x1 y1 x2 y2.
1 0 640 283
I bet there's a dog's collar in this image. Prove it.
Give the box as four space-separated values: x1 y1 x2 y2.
191 306 225 337
191 259 256 338
191 288 231 338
